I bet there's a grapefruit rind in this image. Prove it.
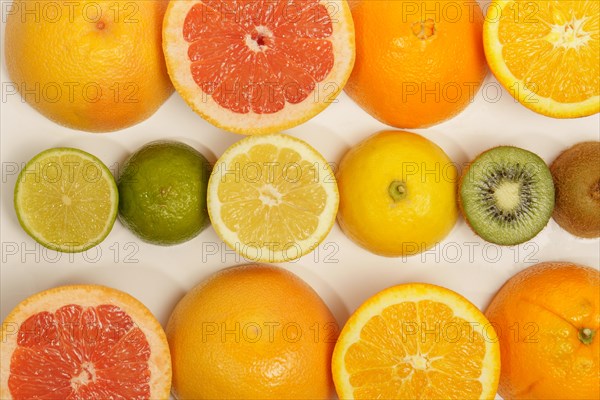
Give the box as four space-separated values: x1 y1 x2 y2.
14 148 119 253
166 264 338 399
163 0 356 135
0 285 171 400
207 133 339 262
483 0 600 118
331 283 501 400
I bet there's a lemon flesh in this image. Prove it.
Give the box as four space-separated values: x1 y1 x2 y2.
207 133 339 262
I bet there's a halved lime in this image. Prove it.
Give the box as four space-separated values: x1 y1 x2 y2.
14 148 118 252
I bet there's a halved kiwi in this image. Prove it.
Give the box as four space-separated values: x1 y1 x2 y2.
459 146 555 245
551 141 600 238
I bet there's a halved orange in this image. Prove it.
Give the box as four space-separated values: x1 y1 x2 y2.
163 0 355 135
484 0 599 118
332 283 500 400
0 285 171 400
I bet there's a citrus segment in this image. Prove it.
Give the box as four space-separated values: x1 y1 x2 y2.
14 148 118 253
9 305 150 399
207 134 338 262
163 0 355 134
332 284 500 400
185 1 334 114
0 285 172 400
484 0 599 117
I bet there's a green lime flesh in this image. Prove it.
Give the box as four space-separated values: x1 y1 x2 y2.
14 147 118 253
118 140 211 246
460 146 555 246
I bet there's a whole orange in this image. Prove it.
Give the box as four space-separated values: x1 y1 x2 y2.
166 264 337 399
486 262 600 400
346 0 487 128
4 0 173 132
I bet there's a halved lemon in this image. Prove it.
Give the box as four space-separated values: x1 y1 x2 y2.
332 283 501 400
207 133 338 262
484 0 599 118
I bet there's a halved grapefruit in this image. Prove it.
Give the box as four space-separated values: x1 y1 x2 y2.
163 0 355 135
0 285 171 400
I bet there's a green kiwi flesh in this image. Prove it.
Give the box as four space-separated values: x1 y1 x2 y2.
550 141 600 238
460 146 555 245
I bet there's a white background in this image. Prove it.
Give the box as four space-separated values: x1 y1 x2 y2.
1 1 599 399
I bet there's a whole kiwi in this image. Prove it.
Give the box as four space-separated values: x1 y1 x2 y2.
550 141 600 238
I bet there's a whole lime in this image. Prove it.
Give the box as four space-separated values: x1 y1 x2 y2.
118 141 210 245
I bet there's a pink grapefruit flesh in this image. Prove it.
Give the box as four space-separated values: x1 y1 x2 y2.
0 285 171 400
163 0 355 134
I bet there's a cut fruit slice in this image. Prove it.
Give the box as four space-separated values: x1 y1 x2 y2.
484 0 599 118
0 285 171 400
332 284 500 400
207 133 338 262
459 146 555 246
14 148 119 252
163 0 355 135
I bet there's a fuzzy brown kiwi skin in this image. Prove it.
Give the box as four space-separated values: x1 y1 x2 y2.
550 141 600 238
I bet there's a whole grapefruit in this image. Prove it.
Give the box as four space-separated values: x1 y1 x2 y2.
166 264 338 399
4 0 173 132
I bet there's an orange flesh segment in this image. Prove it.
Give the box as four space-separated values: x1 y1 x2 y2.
183 0 334 114
497 0 599 103
345 300 485 399
9 305 151 400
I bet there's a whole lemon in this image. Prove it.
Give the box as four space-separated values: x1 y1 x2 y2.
4 0 173 132
337 131 458 256
166 264 337 400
